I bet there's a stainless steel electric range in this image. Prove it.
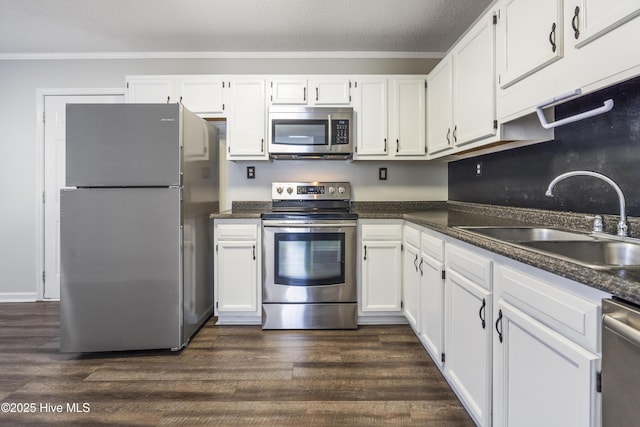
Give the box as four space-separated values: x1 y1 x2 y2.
261 182 358 329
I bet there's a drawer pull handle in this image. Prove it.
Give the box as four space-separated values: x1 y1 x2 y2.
419 258 424 276
479 298 486 329
549 22 557 53
495 309 503 342
413 253 419 271
363 245 367 261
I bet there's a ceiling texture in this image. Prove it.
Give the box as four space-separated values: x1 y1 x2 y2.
0 0 493 57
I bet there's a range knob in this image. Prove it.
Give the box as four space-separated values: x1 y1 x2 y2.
338 186 346 194
286 186 293 194
276 186 284 194
328 186 336 194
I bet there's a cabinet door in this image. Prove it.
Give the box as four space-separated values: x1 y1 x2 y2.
402 242 420 330
126 78 174 103
445 268 492 427
493 300 600 427
227 79 268 159
389 78 427 157
573 0 640 48
361 240 402 312
454 13 497 146
270 79 308 104
178 78 224 114
426 58 454 155
310 78 351 105
216 240 258 313
354 78 389 157
499 0 564 88
420 252 445 368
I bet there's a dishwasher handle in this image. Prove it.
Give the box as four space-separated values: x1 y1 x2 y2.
603 313 640 347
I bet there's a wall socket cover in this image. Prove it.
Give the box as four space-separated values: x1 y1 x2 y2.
379 167 388 180
247 166 255 179
475 162 482 177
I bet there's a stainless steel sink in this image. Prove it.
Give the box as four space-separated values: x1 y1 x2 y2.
457 226 640 270
520 240 640 269
457 226 597 243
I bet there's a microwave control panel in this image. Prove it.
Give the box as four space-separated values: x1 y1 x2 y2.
332 119 350 145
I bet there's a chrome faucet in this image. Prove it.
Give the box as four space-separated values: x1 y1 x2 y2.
545 170 629 237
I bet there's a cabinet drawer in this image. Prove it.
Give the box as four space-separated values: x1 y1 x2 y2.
496 264 602 353
216 223 258 240
446 244 492 290
361 224 403 240
420 232 444 262
403 225 420 248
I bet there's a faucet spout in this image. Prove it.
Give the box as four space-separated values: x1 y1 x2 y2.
545 170 628 237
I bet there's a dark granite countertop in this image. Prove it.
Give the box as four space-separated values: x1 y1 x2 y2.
211 200 640 305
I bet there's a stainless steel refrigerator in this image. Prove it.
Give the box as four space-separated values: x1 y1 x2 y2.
60 103 219 352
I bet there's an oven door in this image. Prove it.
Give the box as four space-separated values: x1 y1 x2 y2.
263 221 357 303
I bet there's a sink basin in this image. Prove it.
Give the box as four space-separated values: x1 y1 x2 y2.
521 240 640 269
457 226 597 243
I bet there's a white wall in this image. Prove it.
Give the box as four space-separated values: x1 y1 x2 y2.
0 56 445 300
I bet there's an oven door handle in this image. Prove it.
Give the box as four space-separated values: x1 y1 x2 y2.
263 221 356 228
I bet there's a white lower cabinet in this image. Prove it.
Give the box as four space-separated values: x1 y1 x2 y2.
213 219 261 324
359 221 403 322
402 225 421 331
418 230 446 369
493 300 600 427
493 262 607 427
444 243 493 427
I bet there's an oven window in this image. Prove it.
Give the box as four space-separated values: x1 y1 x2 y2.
274 232 344 286
272 120 328 146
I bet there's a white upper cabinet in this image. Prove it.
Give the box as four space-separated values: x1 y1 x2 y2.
426 57 454 156
427 11 497 158
226 79 268 160
353 78 388 157
177 78 225 115
126 75 225 116
389 77 427 157
498 0 564 88
270 78 308 104
497 0 640 122
571 0 640 48
126 78 174 104
454 13 497 146
309 78 352 105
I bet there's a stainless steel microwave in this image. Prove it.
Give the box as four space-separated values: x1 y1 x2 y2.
268 106 354 160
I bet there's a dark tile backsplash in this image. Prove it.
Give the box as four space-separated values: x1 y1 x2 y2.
449 75 640 217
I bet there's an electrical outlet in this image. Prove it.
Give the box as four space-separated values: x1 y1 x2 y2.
379 167 388 181
246 166 255 179
475 162 482 177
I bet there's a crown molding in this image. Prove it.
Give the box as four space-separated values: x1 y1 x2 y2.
0 51 444 61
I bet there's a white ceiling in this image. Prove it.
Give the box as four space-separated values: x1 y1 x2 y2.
0 0 493 57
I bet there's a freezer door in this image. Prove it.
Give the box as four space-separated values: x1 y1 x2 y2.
66 103 181 187
60 188 182 352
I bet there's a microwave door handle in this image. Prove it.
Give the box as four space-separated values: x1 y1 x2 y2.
327 114 332 148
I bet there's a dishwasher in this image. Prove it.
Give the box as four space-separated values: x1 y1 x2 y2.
602 298 640 426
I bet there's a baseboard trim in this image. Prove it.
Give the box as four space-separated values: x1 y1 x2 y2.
0 292 38 302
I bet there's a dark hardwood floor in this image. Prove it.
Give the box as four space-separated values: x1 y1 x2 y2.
0 302 474 426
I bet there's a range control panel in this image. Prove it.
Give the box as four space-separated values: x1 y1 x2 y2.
271 182 351 200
